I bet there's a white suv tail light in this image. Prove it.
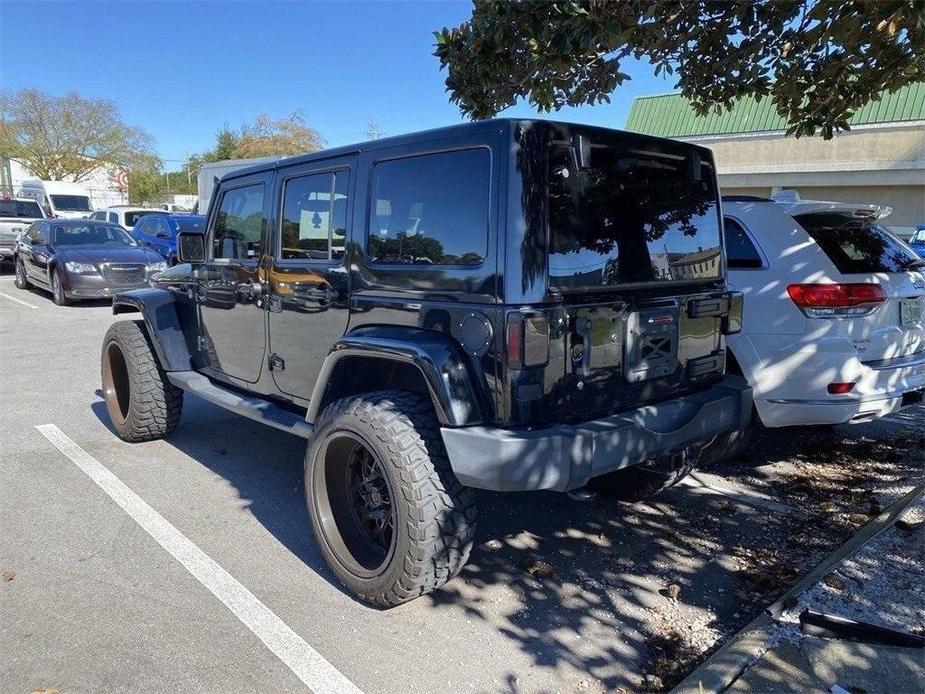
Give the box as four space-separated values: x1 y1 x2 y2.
786 283 886 318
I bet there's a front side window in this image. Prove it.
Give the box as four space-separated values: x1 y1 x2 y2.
724 218 763 269
50 195 92 212
367 149 489 266
797 213 921 274
547 134 721 289
280 170 349 260
213 183 265 260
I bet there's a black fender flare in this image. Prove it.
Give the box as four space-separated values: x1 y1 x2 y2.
307 325 488 427
112 288 193 372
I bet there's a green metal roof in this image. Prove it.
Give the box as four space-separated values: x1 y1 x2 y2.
624 82 925 138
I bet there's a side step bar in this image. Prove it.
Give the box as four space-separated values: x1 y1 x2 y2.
167 371 314 439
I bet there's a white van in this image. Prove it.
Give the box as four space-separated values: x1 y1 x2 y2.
15 179 93 219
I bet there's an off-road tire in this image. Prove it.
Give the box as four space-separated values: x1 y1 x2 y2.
305 390 476 607
590 454 696 503
14 257 31 289
101 320 183 442
51 267 70 305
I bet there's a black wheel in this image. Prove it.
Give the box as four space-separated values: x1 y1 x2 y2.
101 320 183 442
51 267 69 305
305 390 476 607
590 451 696 502
14 257 31 289
699 409 762 465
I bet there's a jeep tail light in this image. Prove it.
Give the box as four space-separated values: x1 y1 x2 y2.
786 283 885 318
827 382 856 394
506 313 549 368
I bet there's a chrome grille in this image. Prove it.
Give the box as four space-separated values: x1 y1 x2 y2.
101 263 146 286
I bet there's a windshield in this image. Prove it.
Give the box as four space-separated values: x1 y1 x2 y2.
796 213 921 273
176 216 205 233
52 223 136 247
547 134 722 290
125 211 157 227
0 200 43 218
911 228 925 244
50 194 92 212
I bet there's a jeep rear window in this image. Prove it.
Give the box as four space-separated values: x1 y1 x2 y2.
547 138 722 290
796 213 921 274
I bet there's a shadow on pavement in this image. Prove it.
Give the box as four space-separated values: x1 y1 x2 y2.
90 393 924 692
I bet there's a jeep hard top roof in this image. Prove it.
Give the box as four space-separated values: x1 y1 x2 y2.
220 118 716 184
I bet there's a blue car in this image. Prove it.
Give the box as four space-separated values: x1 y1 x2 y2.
909 224 925 258
132 213 205 265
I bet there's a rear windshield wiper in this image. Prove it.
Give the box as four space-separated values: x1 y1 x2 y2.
903 258 925 269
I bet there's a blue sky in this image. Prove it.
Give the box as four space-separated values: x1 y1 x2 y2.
0 1 676 166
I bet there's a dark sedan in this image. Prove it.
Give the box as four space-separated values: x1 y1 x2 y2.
13 219 168 305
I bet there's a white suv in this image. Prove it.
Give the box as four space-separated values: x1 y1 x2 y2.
88 206 161 231
716 194 925 449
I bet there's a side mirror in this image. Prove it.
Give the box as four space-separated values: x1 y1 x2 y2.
177 232 206 264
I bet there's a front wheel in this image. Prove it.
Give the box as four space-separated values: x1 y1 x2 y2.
305 390 476 607
51 267 70 305
14 257 31 289
101 320 183 442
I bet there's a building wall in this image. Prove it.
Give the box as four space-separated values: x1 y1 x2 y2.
692 123 925 235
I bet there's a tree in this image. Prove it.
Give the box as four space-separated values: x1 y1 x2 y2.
434 1 925 138
0 88 156 179
232 112 325 158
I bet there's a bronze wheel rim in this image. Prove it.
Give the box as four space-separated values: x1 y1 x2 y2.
312 432 397 578
102 341 131 426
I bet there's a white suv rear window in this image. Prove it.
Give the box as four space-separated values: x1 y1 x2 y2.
797 213 921 274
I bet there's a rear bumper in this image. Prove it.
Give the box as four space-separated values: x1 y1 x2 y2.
0 244 15 258
758 350 925 427
440 375 752 492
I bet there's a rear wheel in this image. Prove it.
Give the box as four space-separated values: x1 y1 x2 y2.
305 390 476 607
51 267 70 305
101 320 183 442
590 451 696 502
699 410 761 465
14 257 31 289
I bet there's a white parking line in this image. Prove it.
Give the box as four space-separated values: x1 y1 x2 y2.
0 290 38 309
35 423 363 694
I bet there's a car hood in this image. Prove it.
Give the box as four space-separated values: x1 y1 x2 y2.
57 246 161 265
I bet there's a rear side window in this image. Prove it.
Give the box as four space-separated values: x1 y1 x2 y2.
723 218 763 268
797 213 920 274
280 170 349 261
213 183 265 260
367 149 489 266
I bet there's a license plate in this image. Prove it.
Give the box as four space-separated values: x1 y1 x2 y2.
11 227 21 234
900 298 923 328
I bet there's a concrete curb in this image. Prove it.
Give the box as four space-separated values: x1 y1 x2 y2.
671 481 925 693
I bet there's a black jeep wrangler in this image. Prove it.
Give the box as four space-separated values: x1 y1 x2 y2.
100 120 751 606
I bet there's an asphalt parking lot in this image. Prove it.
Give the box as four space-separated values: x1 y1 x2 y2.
2 271 923 694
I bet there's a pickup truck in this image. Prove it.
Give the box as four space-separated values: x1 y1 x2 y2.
0 197 45 263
